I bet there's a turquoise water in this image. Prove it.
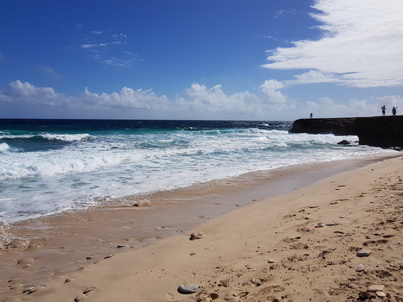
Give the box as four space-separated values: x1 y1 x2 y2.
0 119 396 223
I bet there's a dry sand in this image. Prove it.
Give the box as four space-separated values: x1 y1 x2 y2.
1 156 403 301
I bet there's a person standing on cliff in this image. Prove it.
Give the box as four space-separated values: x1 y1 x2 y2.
381 105 386 116
392 106 397 116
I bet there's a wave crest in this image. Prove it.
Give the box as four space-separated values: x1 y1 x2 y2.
0 143 10 152
0 133 92 143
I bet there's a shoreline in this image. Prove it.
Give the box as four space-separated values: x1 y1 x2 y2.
1 154 402 301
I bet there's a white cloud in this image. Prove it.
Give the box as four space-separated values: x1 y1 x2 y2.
303 96 380 118
3 80 399 120
81 87 169 110
0 81 171 113
8 80 64 106
260 80 287 104
262 0 403 88
81 43 102 49
292 70 338 84
183 83 262 114
273 9 296 18
79 29 137 67
101 52 142 67
256 34 277 40
0 81 297 119
376 95 403 114
111 33 127 39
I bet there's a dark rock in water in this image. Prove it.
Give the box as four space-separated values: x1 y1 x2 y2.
337 140 350 145
290 116 403 148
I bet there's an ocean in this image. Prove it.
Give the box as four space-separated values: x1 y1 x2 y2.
0 119 397 224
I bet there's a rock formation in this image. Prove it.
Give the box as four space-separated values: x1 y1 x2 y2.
290 116 403 149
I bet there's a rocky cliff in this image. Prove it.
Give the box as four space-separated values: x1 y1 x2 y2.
290 116 403 148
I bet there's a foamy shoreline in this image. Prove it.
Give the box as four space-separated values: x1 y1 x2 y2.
2 118 394 225
1 155 402 301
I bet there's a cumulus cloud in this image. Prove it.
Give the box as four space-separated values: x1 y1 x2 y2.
376 95 403 114
0 80 170 111
3 80 397 120
81 87 169 110
6 80 65 106
0 81 297 119
303 95 403 118
262 0 403 88
260 80 287 104
184 83 259 113
304 96 380 118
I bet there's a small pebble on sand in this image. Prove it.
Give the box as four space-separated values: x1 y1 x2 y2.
357 250 371 257
177 284 199 294
367 285 385 292
356 264 365 272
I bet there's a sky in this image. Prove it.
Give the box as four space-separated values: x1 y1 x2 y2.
1 0 403 121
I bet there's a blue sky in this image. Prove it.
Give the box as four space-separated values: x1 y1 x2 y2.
1 0 402 121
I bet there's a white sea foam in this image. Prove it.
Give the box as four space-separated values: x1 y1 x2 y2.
0 128 397 223
41 133 92 141
0 133 91 142
0 143 9 152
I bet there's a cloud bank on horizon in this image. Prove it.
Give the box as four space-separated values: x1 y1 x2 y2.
0 0 402 121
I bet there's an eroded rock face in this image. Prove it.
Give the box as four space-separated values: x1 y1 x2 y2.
355 116 403 148
290 116 403 148
290 118 356 135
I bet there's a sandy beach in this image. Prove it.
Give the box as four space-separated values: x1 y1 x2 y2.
1 155 403 301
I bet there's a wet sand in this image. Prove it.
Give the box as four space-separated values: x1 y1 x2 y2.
1 155 402 301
